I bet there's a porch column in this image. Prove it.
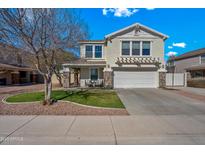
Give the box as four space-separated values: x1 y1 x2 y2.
158 69 167 88
63 67 70 88
74 69 79 86
103 67 113 88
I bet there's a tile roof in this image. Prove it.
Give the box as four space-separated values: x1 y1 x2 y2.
64 59 106 66
78 40 105 44
0 63 34 71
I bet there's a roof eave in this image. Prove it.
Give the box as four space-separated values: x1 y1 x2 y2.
105 23 169 40
78 41 105 44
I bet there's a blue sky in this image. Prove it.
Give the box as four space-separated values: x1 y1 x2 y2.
76 8 205 61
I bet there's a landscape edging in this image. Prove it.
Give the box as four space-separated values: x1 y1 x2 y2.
2 94 125 110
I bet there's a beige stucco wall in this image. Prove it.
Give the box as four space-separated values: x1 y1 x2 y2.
105 29 165 67
52 73 74 86
174 56 200 73
80 67 89 79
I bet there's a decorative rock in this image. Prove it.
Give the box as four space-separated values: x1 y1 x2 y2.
103 67 113 89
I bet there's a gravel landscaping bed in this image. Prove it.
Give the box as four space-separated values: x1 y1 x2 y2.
0 100 128 115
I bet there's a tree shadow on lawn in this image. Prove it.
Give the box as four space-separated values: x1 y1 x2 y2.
53 90 90 101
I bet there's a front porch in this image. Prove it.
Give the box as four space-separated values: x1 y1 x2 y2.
68 67 105 88
62 59 112 88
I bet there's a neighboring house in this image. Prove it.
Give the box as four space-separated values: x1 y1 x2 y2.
63 23 168 88
0 43 43 85
167 48 205 88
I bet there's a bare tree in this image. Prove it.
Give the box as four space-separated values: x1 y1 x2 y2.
54 49 76 87
0 8 89 104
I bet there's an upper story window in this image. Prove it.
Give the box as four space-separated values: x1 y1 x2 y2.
121 41 130 56
95 45 102 58
85 45 103 58
132 41 140 55
201 54 205 64
142 41 151 56
121 41 151 56
85 45 93 58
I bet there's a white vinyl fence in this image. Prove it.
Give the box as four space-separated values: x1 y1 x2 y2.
166 73 185 87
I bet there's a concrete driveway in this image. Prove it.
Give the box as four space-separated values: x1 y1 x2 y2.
117 88 205 115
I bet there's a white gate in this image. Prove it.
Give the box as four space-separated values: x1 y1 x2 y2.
166 73 185 86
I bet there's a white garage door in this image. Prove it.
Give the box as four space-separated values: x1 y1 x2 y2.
114 71 158 88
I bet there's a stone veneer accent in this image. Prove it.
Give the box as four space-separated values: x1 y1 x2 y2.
103 68 113 88
186 72 191 80
159 72 166 88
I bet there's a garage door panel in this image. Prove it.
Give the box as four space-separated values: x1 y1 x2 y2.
114 71 158 88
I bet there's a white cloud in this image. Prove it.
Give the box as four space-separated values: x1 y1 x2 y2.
146 8 155 10
102 8 139 17
166 51 178 57
102 8 108 15
168 46 173 49
172 42 186 48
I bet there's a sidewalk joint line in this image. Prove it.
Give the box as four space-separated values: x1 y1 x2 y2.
109 116 118 145
0 115 38 144
65 116 77 136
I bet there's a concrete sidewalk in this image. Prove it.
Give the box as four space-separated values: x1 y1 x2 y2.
1 115 205 145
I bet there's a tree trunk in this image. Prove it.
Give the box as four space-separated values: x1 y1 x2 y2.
56 74 63 87
44 76 52 105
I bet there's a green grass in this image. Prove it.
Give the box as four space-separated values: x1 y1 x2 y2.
6 89 125 108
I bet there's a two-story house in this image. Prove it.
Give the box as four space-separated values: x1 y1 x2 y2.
167 48 205 88
63 23 168 88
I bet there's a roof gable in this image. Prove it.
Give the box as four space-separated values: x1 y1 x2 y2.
105 23 169 40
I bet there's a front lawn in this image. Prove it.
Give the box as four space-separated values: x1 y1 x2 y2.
6 89 125 108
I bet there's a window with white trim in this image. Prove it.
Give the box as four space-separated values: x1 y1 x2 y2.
121 41 151 56
95 45 102 58
142 41 151 56
121 41 130 55
132 41 140 55
85 45 93 58
85 45 103 58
